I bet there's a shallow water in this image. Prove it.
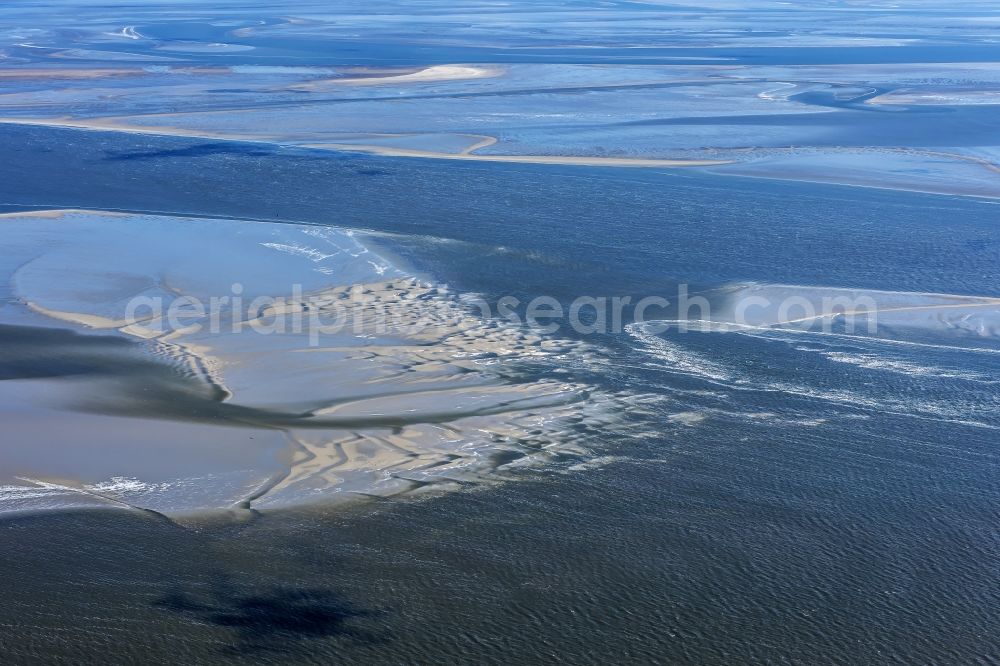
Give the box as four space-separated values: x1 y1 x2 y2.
3 0 1000 659
0 124 997 663
3 0 1000 197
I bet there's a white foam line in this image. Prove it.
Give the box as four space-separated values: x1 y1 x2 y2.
757 82 796 100
260 241 338 262
628 319 1000 429
625 322 734 382
648 319 1000 355
820 351 996 383
13 477 136 510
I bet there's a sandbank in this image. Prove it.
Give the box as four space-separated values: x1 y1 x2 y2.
0 210 633 516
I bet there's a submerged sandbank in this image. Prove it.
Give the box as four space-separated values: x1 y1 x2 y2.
0 210 638 516
304 142 730 167
0 117 728 168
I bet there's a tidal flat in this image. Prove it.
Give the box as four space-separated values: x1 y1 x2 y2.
1 1 998 663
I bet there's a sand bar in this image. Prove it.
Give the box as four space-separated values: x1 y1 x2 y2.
0 210 637 516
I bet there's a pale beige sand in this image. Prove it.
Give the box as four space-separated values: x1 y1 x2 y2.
0 116 729 168
23 300 142 329
282 132 497 156
170 277 620 508
0 116 282 143
463 135 499 153
0 210 648 514
287 64 503 90
32 275 626 510
304 142 731 167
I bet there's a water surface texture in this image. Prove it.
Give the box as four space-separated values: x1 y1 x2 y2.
0 1 998 664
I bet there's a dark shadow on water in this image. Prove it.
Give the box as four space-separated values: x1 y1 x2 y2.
103 142 276 161
0 324 135 381
101 141 392 178
154 584 385 655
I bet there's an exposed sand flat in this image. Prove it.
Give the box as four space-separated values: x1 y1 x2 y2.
288 64 503 90
23 300 142 330
304 142 732 167
261 397 594 505
0 116 282 143
289 132 498 156
0 210 642 515
463 135 499 153
0 116 729 168
2 117 993 196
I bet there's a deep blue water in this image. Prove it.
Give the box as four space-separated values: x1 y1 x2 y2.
0 125 997 663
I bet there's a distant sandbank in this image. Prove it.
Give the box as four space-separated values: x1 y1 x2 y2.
0 117 730 168
287 64 504 90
